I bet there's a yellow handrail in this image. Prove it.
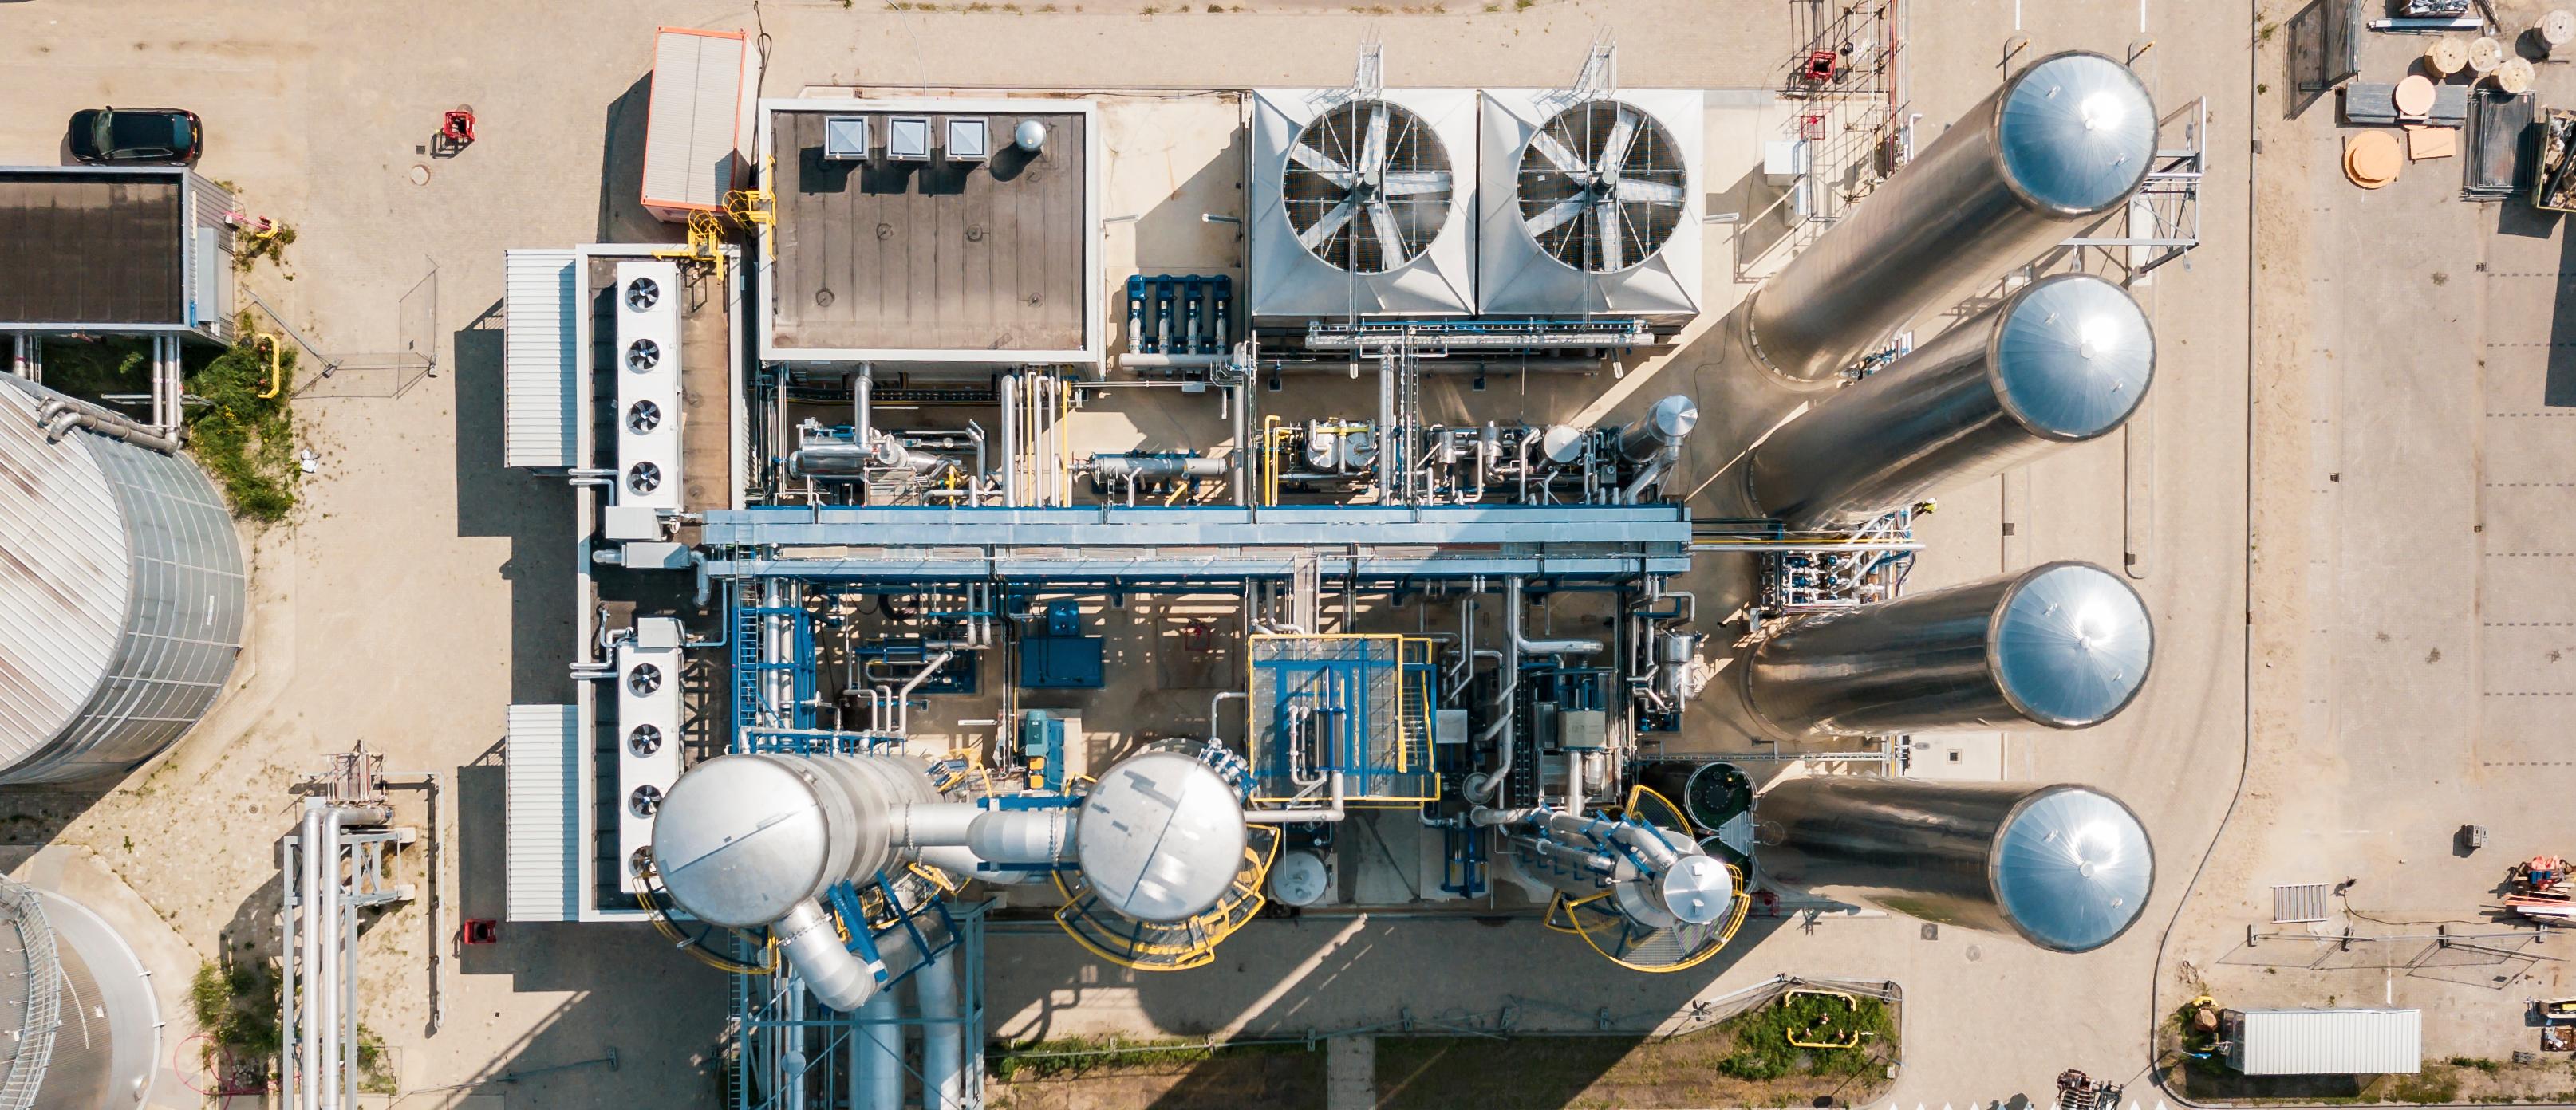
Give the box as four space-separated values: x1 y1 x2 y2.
254 334 282 400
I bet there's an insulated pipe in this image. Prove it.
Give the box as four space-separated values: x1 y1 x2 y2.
1746 274 2155 530
778 899 887 1014
999 375 1018 506
915 951 965 1110
852 990 902 1110
297 804 322 1110
894 650 955 734
314 804 389 1110
1506 576 1602 658
1741 52 2157 383
851 365 873 454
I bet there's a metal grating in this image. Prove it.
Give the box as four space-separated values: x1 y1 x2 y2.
1244 635 1434 803
2272 882 2331 923
0 876 62 1110
1283 99 1454 274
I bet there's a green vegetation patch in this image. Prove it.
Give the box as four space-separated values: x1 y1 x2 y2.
186 323 301 522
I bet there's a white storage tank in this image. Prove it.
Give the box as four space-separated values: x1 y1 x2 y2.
0 375 246 785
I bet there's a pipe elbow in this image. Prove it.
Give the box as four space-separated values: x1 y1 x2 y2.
777 900 885 1013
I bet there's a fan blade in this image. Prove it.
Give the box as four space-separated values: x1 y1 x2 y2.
1288 141 1352 179
1367 200 1408 266
1298 200 1359 250
1612 178 1684 204
1525 198 1586 236
1529 127 1584 175
1593 203 1627 271
1380 169 1450 196
1361 103 1391 176
1598 109 1639 176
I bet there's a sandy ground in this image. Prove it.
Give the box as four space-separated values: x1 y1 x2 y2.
0 0 2283 1106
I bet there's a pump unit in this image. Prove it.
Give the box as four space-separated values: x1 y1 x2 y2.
1476 89 1703 320
615 617 685 892
613 260 684 514
1248 89 1478 321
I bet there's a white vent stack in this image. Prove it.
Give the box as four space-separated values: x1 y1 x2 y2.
1249 89 1477 319
1748 273 2155 530
1742 52 2156 382
1477 90 1702 319
1745 561 2153 737
1756 777 2153 953
614 261 685 514
615 617 686 893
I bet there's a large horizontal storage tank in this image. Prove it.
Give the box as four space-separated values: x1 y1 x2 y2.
0 376 246 785
1742 51 2156 382
1 875 164 1108
1755 776 2153 953
1748 273 2154 529
1744 561 2152 737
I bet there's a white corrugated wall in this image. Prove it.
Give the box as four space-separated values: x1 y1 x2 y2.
2234 1009 2420 1075
502 250 578 469
505 703 580 922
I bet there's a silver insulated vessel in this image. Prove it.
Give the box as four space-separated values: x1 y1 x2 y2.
1744 561 2152 736
1742 52 2156 382
1755 776 2153 952
1748 273 2153 529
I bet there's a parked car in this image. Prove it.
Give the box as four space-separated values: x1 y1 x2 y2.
67 107 203 166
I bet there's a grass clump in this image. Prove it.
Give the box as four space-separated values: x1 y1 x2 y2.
185 323 301 522
988 1033 1308 1081
1714 993 1892 1080
191 958 283 1071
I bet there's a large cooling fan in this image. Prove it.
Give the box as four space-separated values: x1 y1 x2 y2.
1515 100 1687 274
1283 99 1454 274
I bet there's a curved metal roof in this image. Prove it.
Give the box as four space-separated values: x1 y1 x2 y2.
1990 562 2154 728
1996 52 2157 215
1991 785 2154 951
652 754 834 927
1992 274 2156 440
1077 750 1248 923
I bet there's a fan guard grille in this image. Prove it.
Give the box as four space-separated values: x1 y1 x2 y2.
1515 100 1687 274
1283 99 1454 274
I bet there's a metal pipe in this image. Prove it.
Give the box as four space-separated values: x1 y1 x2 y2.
916 951 965 1110
852 365 873 452
853 987 903 1110
297 804 322 1110
1506 577 1601 657
1000 375 1018 506
777 899 886 1012
894 650 955 735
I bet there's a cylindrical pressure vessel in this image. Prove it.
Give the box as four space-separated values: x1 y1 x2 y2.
1618 395 1701 462
1744 561 2152 736
1747 273 2153 530
1755 776 2153 952
1742 52 2157 383
651 753 944 927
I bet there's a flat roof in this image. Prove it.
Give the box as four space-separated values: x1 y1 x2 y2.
0 170 184 327
2228 1009 2420 1076
767 104 1089 358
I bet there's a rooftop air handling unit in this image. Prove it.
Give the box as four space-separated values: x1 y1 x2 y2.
614 260 684 513
1477 84 1702 320
1248 53 1477 322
